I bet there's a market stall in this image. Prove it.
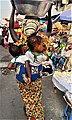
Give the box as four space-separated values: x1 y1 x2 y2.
60 8 72 22
52 70 72 120
52 71 72 93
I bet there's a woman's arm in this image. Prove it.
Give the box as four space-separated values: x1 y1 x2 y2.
9 1 18 42
47 4 52 33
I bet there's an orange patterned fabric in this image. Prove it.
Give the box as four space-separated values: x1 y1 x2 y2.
16 78 45 120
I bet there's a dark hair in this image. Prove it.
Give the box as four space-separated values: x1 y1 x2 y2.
9 44 22 57
27 35 43 51
63 36 68 42
63 36 68 39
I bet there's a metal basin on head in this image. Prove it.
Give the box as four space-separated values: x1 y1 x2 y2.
13 0 52 18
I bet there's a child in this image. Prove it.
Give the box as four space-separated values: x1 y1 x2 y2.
51 48 61 69
8 44 22 69
15 35 48 120
42 44 53 75
8 44 31 83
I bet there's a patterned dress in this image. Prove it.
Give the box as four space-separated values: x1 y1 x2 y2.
15 50 47 120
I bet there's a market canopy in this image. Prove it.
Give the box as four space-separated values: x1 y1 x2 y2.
60 8 72 21
51 5 61 17
13 0 53 18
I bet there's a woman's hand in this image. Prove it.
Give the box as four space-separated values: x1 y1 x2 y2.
26 77 31 84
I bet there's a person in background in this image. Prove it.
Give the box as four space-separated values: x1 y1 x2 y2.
47 45 55 58
60 36 67 50
65 47 72 71
60 45 72 70
2 27 9 47
42 44 53 75
51 48 61 69
4 36 8 49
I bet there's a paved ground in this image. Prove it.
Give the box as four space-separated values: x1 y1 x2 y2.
0 46 66 120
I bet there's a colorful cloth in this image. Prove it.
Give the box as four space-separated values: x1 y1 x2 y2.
16 50 47 83
16 78 45 120
16 62 42 83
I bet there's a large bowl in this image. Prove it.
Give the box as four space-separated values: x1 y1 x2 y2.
13 0 52 18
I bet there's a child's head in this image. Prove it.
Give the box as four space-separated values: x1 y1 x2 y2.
27 35 44 53
63 36 68 43
9 44 22 57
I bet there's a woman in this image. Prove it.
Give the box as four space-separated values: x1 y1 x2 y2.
9 1 52 120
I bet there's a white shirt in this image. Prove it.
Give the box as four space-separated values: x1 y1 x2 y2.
14 50 47 66
16 55 28 63
11 55 28 64
25 50 47 66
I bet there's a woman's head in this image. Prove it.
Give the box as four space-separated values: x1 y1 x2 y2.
27 35 44 53
9 44 22 57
